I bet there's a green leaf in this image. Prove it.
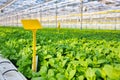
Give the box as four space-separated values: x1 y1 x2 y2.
95 69 102 78
78 75 84 80
85 68 96 80
40 66 48 77
79 59 88 67
56 73 66 80
48 77 56 80
47 69 55 78
97 59 106 64
103 65 120 79
31 77 46 80
69 70 76 80
57 52 62 60
44 55 52 59
61 59 68 68
49 58 55 67
101 69 106 80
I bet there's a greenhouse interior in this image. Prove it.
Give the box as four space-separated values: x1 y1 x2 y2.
0 0 120 80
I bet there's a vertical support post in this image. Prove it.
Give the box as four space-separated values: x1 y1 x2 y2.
115 15 116 30
99 13 101 30
56 0 58 28
30 8 32 19
16 13 18 27
80 0 83 30
6 15 7 26
5 15 7 26
32 29 37 72
47 8 50 27
40 4 42 23
58 22 60 33
12 15 13 26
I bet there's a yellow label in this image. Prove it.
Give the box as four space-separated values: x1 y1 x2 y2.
21 19 42 30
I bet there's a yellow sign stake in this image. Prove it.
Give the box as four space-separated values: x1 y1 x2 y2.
21 19 42 72
32 29 37 72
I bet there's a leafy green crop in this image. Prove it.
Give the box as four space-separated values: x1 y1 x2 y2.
0 27 120 80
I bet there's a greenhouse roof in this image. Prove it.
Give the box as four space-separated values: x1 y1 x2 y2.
0 0 120 16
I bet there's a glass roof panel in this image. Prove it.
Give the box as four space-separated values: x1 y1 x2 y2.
0 0 119 16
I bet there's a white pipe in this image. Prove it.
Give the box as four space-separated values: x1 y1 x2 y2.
0 0 18 11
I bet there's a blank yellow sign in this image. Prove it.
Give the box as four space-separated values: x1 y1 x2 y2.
21 19 42 30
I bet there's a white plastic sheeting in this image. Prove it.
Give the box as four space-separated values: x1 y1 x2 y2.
0 55 27 80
